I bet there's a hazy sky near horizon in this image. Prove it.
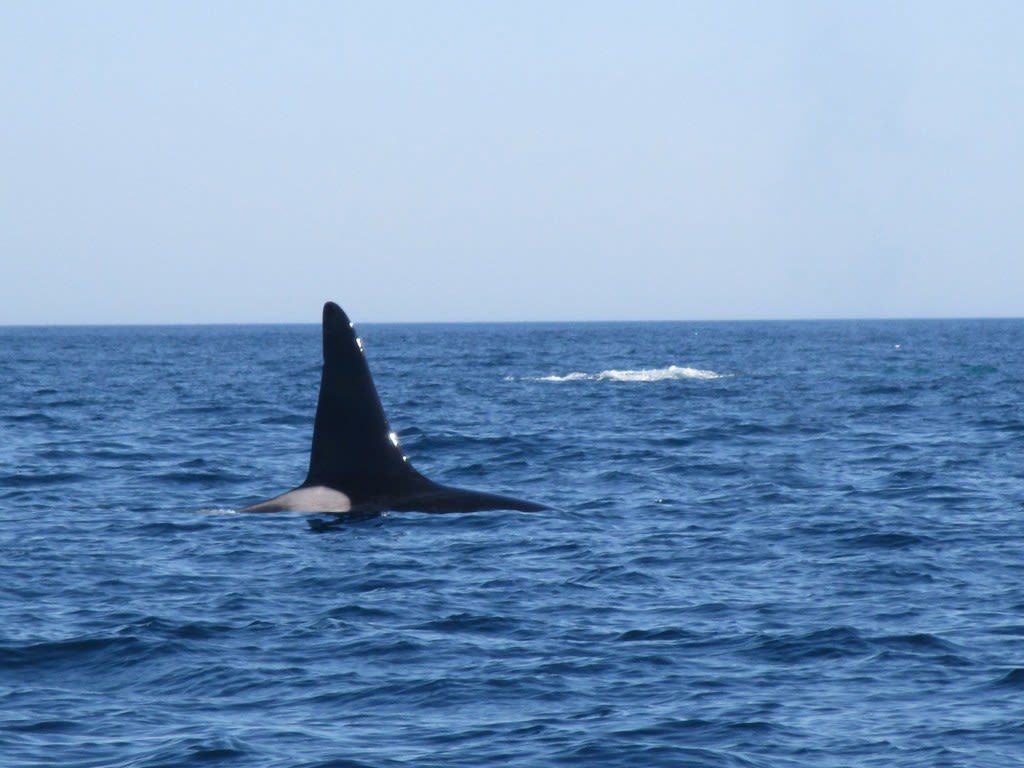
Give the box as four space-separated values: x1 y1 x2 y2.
2 1 1022 324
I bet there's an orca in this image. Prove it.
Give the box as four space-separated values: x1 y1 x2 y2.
239 302 544 515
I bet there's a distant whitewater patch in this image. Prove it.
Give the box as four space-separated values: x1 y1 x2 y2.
522 365 728 383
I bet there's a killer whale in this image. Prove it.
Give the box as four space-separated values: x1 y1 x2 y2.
239 302 544 514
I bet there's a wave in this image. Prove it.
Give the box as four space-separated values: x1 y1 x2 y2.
528 365 727 383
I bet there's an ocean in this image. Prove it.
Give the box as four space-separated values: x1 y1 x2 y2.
2 318 1023 767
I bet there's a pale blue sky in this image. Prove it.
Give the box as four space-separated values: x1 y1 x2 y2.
2 1 1022 323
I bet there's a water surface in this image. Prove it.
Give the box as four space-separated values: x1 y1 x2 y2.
2 319 1024 767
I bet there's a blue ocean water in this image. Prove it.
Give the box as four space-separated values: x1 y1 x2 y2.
2 318 1024 767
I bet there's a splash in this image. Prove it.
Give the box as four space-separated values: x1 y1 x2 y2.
532 365 727 383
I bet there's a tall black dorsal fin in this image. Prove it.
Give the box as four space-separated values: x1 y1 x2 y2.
240 301 544 514
303 302 426 502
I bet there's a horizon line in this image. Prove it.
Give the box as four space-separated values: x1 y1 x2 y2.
2 314 1023 329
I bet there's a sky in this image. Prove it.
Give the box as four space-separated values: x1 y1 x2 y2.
2 1 1022 324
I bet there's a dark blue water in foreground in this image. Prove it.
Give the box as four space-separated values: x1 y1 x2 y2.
3 319 1024 767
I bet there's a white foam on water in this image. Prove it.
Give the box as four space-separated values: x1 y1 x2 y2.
530 365 727 383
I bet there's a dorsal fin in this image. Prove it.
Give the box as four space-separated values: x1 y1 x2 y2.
239 300 544 514
303 302 425 503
